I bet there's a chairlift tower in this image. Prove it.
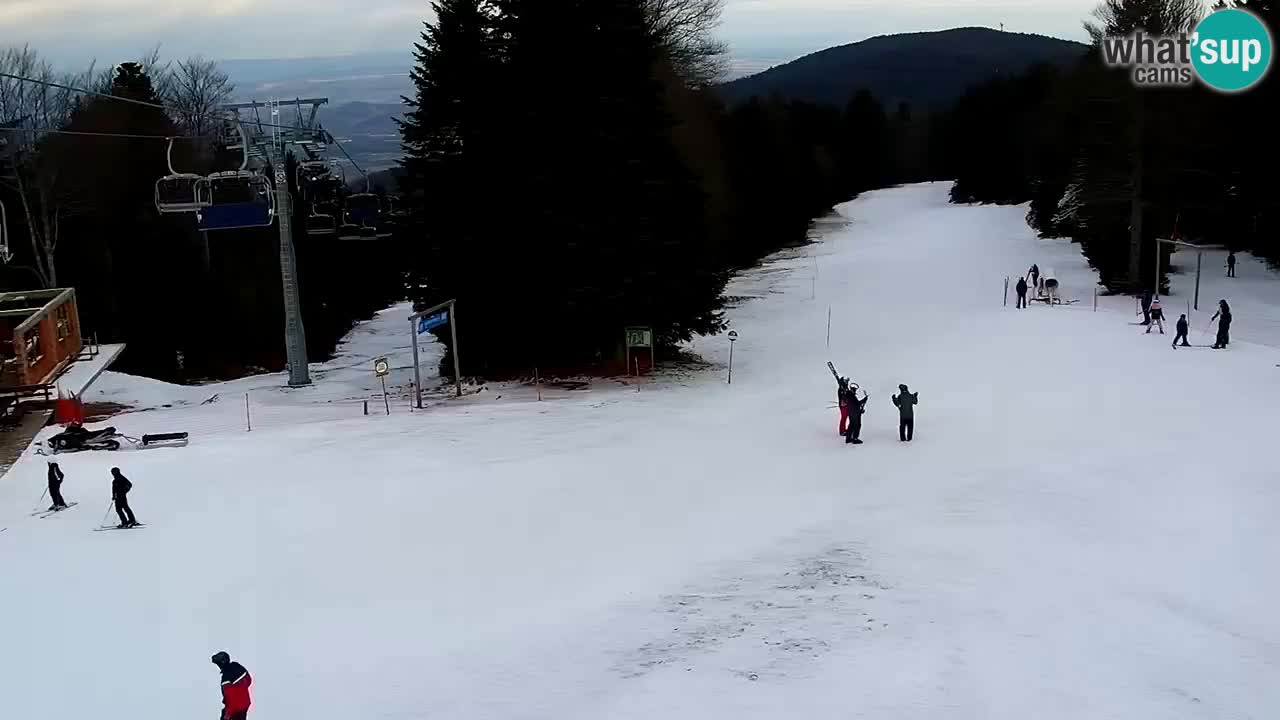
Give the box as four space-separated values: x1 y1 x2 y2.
222 97 330 387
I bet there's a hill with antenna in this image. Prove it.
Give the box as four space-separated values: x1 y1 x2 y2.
718 27 1088 109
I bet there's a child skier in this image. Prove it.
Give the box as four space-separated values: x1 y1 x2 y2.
1145 297 1165 334
47 462 68 510
892 384 919 442
1172 314 1190 348
845 387 868 445
110 467 139 528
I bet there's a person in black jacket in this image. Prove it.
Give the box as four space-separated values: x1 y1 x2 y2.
845 387 868 445
1172 314 1191 348
47 461 68 510
111 467 138 528
1015 277 1028 309
1140 289 1154 325
1211 300 1232 349
892 384 919 442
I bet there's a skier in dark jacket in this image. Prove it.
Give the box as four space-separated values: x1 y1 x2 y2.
47 461 68 510
1015 277 1028 309
1140 289 1153 325
110 467 138 528
1227 251 1237 278
1172 314 1191 348
892 384 919 442
212 651 253 720
1027 264 1040 294
845 388 868 445
1211 300 1232 349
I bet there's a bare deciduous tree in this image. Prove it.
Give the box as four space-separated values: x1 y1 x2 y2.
644 0 728 87
157 55 234 138
1 45 102 287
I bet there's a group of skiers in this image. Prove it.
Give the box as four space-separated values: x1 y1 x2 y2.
836 377 919 444
1140 289 1233 350
1014 264 1061 308
43 462 140 528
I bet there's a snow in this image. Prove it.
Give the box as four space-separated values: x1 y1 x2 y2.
3 183 1279 719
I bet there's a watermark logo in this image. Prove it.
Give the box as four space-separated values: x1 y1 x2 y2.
1100 8 1273 92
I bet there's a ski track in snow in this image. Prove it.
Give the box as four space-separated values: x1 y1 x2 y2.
2 183 1280 720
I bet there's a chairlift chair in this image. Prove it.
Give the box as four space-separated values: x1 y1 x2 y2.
155 139 212 214
307 202 338 237
195 171 276 232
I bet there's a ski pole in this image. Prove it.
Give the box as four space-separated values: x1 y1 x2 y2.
101 498 115 526
32 487 48 512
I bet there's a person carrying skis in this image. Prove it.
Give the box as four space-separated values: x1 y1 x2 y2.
1015 276 1028 309
1145 297 1165 334
1172 314 1191 348
892 384 919 442
845 387 868 445
1227 251 1237 278
836 377 853 437
47 461 68 510
212 651 253 720
1140 288 1153 325
1211 300 1232 349
110 467 138 528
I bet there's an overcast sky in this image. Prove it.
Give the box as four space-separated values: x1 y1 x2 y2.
3 0 1097 67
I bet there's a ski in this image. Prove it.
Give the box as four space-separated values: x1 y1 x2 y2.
94 523 146 532
31 501 79 518
827 361 841 383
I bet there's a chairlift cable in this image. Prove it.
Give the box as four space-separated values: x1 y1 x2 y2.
0 126 199 141
0 71 318 135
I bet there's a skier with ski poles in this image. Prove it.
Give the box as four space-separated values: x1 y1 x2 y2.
110 467 139 528
1145 297 1166 334
1211 300 1232 349
892 384 919 442
845 386 868 445
212 651 253 720
1172 314 1191 348
47 461 68 510
1015 276 1028 309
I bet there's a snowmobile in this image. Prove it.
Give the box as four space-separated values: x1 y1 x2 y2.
46 424 123 452
42 424 190 454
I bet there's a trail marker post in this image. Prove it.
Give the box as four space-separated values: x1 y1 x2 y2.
728 330 739 385
408 300 461 408
374 357 391 416
625 327 654 377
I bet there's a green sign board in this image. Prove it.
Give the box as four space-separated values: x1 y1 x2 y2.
625 327 653 349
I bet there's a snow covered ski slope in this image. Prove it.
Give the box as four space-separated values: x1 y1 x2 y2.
2 183 1278 720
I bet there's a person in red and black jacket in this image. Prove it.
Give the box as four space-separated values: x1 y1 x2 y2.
211 651 252 720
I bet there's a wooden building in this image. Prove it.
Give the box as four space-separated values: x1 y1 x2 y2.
0 288 83 390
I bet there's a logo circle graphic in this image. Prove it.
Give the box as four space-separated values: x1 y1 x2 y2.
1192 8 1273 92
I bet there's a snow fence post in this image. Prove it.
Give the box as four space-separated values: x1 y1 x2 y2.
245 393 251 432
1094 287 1098 312
1004 277 1009 307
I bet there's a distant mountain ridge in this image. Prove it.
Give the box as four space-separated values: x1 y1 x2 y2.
719 27 1088 109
